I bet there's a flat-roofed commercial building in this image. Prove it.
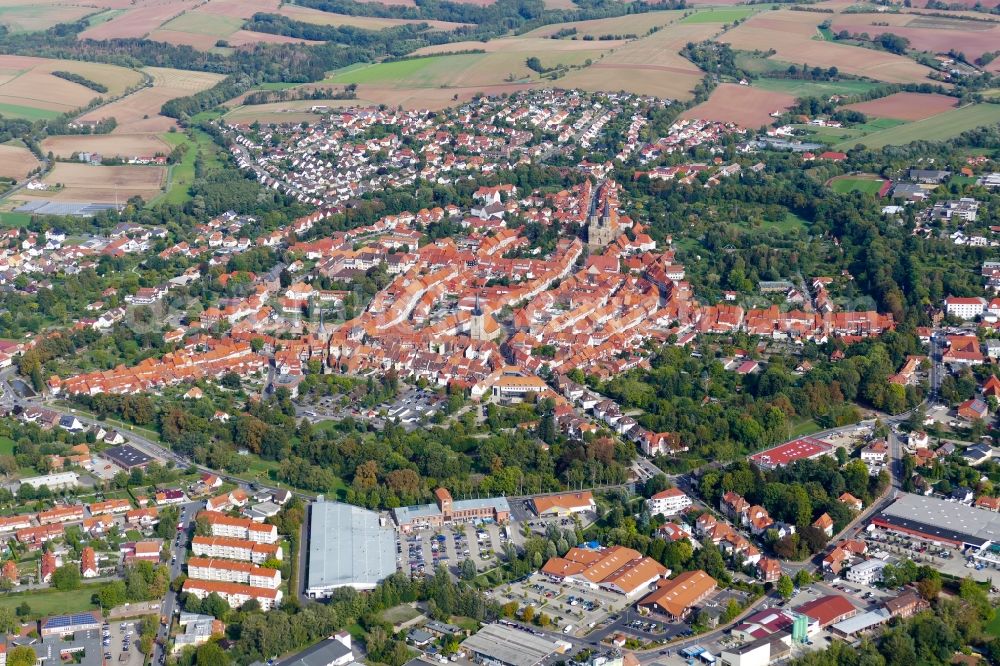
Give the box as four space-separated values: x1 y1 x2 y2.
306 501 397 597
871 492 1000 549
460 624 561 666
393 487 510 533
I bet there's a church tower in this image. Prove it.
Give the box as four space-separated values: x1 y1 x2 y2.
588 197 616 248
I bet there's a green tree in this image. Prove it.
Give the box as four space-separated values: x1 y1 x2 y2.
52 563 81 591
0 607 18 634
8 646 36 666
196 640 229 666
460 558 477 581
777 574 794 600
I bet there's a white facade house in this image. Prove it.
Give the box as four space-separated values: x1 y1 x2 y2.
187 558 281 589
944 296 987 320
646 488 693 517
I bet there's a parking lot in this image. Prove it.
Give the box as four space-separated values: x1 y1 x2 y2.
862 529 998 582
402 521 524 579
492 571 639 636
104 619 143 666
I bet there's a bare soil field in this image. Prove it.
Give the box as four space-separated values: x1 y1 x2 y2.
227 30 323 46
146 28 219 49
0 143 40 180
277 5 468 30
41 134 171 159
829 14 1000 64
681 82 794 127
844 92 957 121
79 0 201 39
559 22 717 100
76 66 224 133
0 56 142 115
720 10 936 84
199 0 280 17
35 163 166 202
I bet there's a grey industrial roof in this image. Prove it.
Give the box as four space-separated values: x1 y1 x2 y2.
460 624 559 666
876 493 1000 547
831 608 891 636
278 637 352 666
306 501 397 592
103 444 153 469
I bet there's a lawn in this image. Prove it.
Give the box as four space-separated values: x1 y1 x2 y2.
0 212 31 227
0 586 100 619
754 211 808 233
0 437 13 456
986 611 1000 638
793 118 906 145
381 604 421 625
152 128 223 206
829 176 885 195
835 104 1000 150
752 78 882 98
85 9 125 27
680 6 760 23
789 417 822 438
0 103 61 121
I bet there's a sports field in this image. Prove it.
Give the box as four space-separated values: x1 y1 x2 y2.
828 174 886 195
835 104 1000 149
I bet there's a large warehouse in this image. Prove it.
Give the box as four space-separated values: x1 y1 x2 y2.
871 493 1000 549
460 623 562 666
306 501 398 597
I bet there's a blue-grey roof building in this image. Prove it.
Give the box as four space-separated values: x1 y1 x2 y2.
306 501 397 597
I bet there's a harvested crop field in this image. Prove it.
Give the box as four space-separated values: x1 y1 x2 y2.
844 92 957 121
682 82 794 127
0 143 39 180
224 98 364 124
277 5 468 30
0 3 92 32
523 10 684 38
76 67 224 133
79 0 201 40
36 163 166 202
829 14 1000 65
41 134 171 159
559 22 717 100
720 10 936 84
328 49 601 91
0 56 142 117
834 103 1000 149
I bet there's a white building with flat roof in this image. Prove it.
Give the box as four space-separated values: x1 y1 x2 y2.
845 558 886 586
